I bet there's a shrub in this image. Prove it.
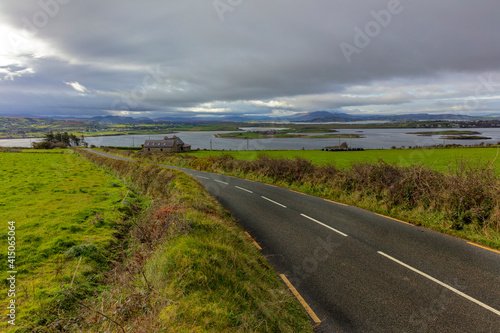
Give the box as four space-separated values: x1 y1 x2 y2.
33 141 55 149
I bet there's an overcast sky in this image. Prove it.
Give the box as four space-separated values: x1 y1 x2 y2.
0 0 499 119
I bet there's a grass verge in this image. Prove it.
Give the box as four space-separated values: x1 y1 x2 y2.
69 149 313 332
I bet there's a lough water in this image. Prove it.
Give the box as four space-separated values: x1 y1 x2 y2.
2 128 500 150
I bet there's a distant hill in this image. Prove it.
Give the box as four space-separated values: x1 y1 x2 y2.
287 111 345 121
92 116 154 124
154 115 274 123
286 112 477 122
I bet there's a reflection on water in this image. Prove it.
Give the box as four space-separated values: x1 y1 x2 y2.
1 128 500 150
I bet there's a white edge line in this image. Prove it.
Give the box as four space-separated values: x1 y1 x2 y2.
300 214 348 237
377 251 500 317
214 179 229 185
235 186 253 193
261 196 287 208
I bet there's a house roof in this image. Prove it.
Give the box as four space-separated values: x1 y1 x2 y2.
143 136 185 148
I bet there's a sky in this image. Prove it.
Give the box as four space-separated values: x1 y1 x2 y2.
0 0 499 120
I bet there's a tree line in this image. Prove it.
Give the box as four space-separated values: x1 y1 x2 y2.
33 131 88 149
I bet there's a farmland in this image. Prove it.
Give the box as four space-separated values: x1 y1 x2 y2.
0 150 134 331
183 147 500 172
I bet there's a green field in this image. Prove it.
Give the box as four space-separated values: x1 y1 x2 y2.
184 147 500 172
0 151 134 331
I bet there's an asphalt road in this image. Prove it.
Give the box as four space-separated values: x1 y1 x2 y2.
87 150 500 332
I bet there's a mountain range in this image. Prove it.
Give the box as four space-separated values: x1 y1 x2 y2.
287 111 478 122
4 112 486 124
90 111 482 124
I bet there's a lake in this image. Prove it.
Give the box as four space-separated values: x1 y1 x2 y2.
2 128 500 150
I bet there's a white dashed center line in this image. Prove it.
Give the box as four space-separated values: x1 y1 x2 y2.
300 214 348 237
196 176 209 180
235 186 253 193
261 196 287 208
214 179 229 185
378 251 500 317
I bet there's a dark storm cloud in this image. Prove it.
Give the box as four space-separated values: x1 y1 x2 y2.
0 0 499 117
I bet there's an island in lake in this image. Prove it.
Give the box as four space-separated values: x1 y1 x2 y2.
216 129 363 139
407 130 491 140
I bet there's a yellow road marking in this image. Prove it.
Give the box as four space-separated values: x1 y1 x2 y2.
467 242 500 254
374 213 414 226
290 189 306 195
244 232 262 250
279 274 321 324
324 199 348 206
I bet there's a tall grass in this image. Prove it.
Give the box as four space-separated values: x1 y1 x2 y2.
125 150 500 249
0 151 146 332
69 149 313 332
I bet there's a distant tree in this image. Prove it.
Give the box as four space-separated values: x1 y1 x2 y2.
69 134 80 146
54 142 68 148
61 132 70 145
44 131 55 143
340 142 348 149
38 131 86 148
33 141 54 149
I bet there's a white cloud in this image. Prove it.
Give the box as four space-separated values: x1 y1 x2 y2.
0 23 54 66
65 81 89 93
246 100 294 109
